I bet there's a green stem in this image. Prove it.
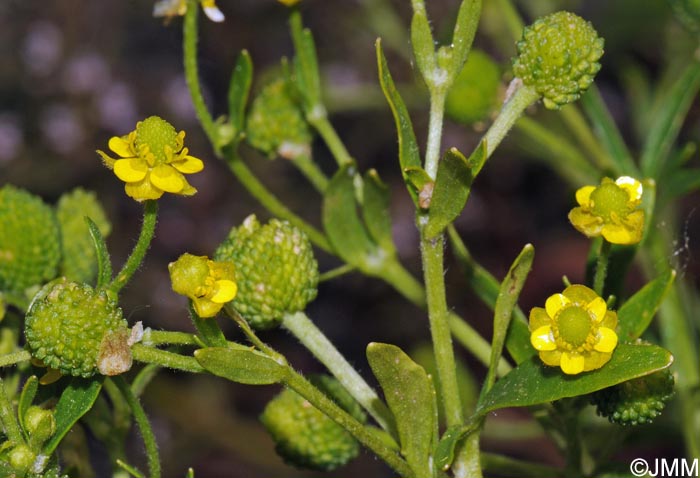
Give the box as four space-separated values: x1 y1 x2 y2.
291 154 329 192
420 233 463 427
448 312 511 376
560 105 611 172
183 1 218 144
0 350 31 368
481 452 563 477
593 240 611 296
452 431 483 478
307 113 354 167
319 263 356 282
141 330 198 347
113 376 161 478
224 305 277 357
380 258 427 308
494 0 524 42
482 82 540 161
424 90 447 179
109 200 158 295
0 377 23 445
131 344 204 374
563 407 583 478
283 370 412 477
281 312 395 434
225 154 333 253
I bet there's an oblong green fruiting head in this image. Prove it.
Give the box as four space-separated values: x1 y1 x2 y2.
25 279 131 378
260 375 362 471
513 11 604 110
214 215 319 330
445 49 501 125
0 185 61 294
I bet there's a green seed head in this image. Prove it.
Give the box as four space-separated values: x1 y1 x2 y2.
591 368 675 426
245 77 312 159
445 50 501 125
25 278 131 378
56 188 111 284
214 215 319 330
135 116 179 162
512 11 604 109
0 185 61 294
260 375 363 471
556 306 592 347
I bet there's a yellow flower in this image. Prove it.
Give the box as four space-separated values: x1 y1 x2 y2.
530 284 618 375
169 253 237 318
153 0 224 22
569 176 645 245
277 0 301 6
97 116 204 202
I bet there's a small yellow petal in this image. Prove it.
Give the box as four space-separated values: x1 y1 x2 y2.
108 136 135 158
114 158 149 182
531 326 557 351
172 155 204 174
583 350 613 371
601 311 618 330
616 176 643 203
201 0 225 22
569 208 603 237
601 222 641 245
529 307 551 331
125 179 164 201
192 298 224 318
150 165 186 193
545 293 569 318
575 185 596 206
586 297 607 323
560 352 585 375
540 350 562 367
210 280 237 303
563 284 598 305
594 327 618 353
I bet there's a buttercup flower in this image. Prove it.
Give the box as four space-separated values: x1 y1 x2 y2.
169 253 237 318
97 116 204 202
153 0 224 22
569 176 645 245
530 284 618 375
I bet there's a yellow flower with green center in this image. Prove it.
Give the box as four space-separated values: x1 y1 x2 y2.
530 284 618 375
153 0 224 22
568 176 645 245
169 253 237 318
97 116 204 202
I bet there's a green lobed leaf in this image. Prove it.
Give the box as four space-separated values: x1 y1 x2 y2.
323 165 378 272
617 269 676 341
361 170 396 255
44 377 103 455
18 375 38 437
410 0 437 88
290 11 322 111
449 0 482 79
424 148 474 239
376 39 422 205
194 347 288 385
476 343 673 414
86 217 112 289
227 50 253 143
367 342 437 478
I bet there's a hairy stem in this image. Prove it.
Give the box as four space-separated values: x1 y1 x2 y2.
131 344 204 374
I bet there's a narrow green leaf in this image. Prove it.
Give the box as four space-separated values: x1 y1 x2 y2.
434 420 480 472
410 0 437 88
86 217 112 289
483 244 534 394
367 342 436 478
228 50 253 141
195 347 288 385
323 165 378 272
477 343 673 414
290 11 322 111
18 376 38 436
640 60 700 177
44 377 103 455
449 0 482 78
618 269 676 341
362 170 396 254
404 166 433 195
581 86 638 177
376 39 422 205
425 146 481 239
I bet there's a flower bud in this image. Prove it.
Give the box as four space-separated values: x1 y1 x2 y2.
25 278 131 378
8 444 35 473
445 50 501 125
512 11 604 110
260 376 363 471
214 215 318 329
25 406 57 446
56 188 111 284
168 253 237 318
591 369 675 426
0 185 61 294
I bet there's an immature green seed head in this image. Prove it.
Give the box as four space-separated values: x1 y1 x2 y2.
445 50 501 125
591 368 675 425
25 279 131 378
245 77 312 159
260 375 363 471
134 116 179 163
56 188 111 284
513 11 604 109
0 185 61 294
214 215 319 329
